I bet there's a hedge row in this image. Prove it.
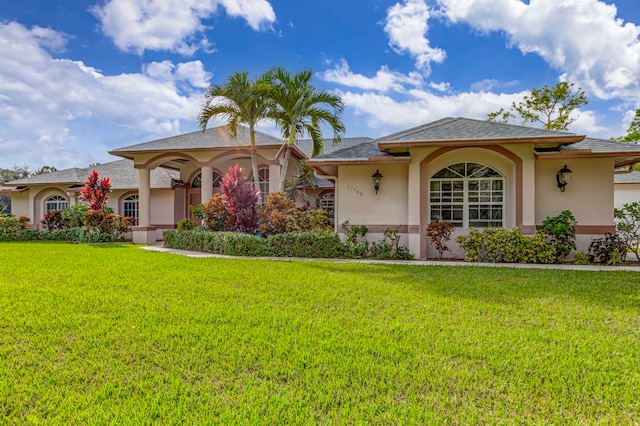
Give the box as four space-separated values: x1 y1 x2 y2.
163 229 344 258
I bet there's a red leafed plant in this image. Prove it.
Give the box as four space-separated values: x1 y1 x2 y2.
79 170 112 210
220 163 259 233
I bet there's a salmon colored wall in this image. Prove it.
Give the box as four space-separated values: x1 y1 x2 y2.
535 158 614 226
336 164 409 227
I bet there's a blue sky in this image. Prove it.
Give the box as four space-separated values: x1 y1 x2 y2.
1 0 639 169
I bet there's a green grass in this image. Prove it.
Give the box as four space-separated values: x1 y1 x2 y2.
1 242 639 424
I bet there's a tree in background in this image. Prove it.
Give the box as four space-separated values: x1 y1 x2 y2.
199 72 272 194
613 108 640 143
266 67 345 191
487 82 588 131
0 165 56 214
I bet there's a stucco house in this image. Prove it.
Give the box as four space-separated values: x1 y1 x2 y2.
306 117 640 259
2 125 367 241
4 117 640 258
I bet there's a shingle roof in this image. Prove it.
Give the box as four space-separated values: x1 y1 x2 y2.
110 125 283 154
296 137 374 158
311 139 388 160
310 117 582 161
4 160 178 190
563 137 640 154
378 117 576 143
614 170 640 183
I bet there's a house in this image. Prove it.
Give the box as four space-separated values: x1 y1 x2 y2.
4 117 640 258
1 160 179 240
306 117 640 259
2 125 367 242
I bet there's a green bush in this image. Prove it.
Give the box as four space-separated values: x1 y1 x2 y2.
60 205 89 228
177 218 197 231
0 215 21 240
541 210 577 262
369 229 414 260
164 229 269 257
267 232 343 258
15 227 84 242
572 252 591 265
287 209 333 233
456 228 555 264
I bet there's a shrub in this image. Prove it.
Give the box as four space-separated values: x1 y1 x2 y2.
0 215 21 240
220 164 259 233
203 194 229 231
456 227 555 264
541 210 577 262
342 221 369 258
17 215 30 229
41 210 68 231
258 192 296 236
614 201 640 261
370 228 414 260
81 209 128 242
268 232 343 258
572 252 591 265
287 209 332 233
60 205 89 228
163 229 269 256
588 233 627 265
79 170 111 210
425 220 455 259
177 218 197 231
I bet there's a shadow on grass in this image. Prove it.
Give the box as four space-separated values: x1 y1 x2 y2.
296 260 640 310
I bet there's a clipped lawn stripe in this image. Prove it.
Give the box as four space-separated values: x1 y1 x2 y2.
0 242 639 423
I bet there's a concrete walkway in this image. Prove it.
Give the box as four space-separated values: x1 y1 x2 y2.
140 245 640 272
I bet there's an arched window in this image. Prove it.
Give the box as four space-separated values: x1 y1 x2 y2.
191 171 222 190
430 162 504 228
123 194 139 219
320 192 335 215
44 195 67 212
258 167 269 203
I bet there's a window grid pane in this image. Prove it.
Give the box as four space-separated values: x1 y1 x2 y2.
429 162 504 229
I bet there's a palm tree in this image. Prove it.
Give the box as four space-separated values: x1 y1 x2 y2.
266 67 345 191
198 72 271 193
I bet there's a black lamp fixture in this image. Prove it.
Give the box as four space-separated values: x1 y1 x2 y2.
372 169 383 194
556 164 572 192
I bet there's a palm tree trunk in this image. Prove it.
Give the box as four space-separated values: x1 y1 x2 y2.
250 147 260 188
249 128 261 202
279 144 292 192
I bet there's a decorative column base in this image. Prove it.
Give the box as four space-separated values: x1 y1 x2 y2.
132 226 157 244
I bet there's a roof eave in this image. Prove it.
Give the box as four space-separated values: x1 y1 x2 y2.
378 135 586 150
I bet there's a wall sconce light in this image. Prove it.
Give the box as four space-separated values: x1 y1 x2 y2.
556 164 572 192
372 169 383 194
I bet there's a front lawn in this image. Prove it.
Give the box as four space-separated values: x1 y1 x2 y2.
1 243 639 423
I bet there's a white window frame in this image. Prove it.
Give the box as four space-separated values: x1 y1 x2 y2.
44 195 67 212
429 162 505 229
258 167 269 203
123 194 139 219
191 170 223 190
320 192 335 215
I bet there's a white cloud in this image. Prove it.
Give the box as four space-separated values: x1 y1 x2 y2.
384 0 446 73
91 0 276 55
436 0 640 101
320 60 423 92
336 87 525 130
0 22 212 169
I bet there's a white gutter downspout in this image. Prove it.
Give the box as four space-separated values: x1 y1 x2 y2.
314 171 338 232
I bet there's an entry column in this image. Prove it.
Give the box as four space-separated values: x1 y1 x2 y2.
132 167 157 244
